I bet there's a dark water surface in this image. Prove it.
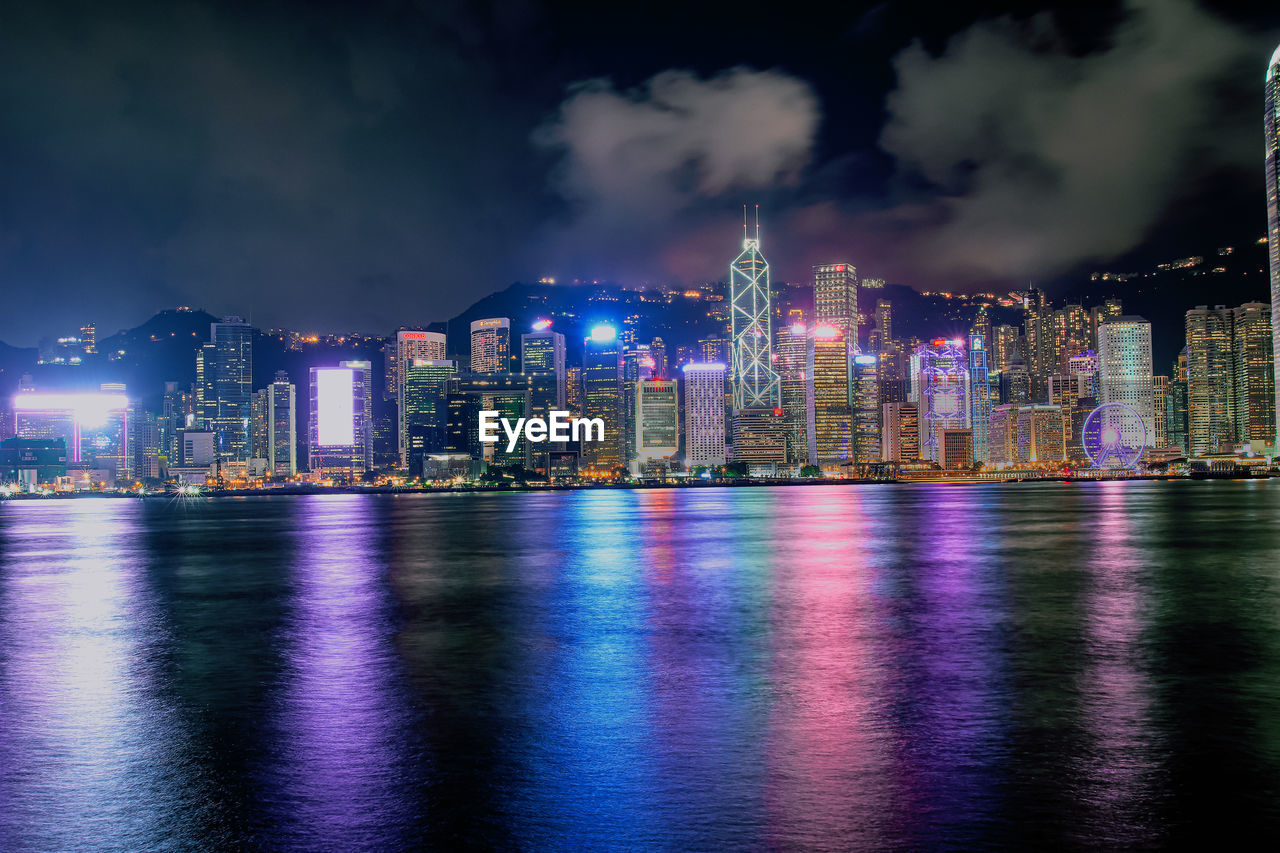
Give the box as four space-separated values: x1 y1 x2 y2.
2 482 1279 850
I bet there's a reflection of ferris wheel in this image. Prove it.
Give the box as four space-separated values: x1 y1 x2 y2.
1081 402 1146 470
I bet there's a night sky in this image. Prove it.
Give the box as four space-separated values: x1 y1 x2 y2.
2 0 1277 345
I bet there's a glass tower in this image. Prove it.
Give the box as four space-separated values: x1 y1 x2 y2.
1266 44 1280 449
729 209 780 409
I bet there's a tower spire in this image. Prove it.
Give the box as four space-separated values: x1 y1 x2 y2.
755 204 760 245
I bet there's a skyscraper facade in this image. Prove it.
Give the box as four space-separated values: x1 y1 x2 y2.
521 326 567 411
813 263 858 345
403 359 456 469
1233 302 1276 448
634 379 678 473
729 219 780 409
776 320 812 464
250 370 296 478
1098 316 1155 449
309 365 372 482
916 339 970 463
968 326 992 462
809 325 852 463
682 363 727 467
396 330 447 465
582 325 623 472
201 317 253 459
470 318 511 374
1267 43 1280 449
851 354 880 463
1185 305 1235 454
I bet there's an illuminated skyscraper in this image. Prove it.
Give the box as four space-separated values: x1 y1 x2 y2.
1267 43 1280 449
916 339 970 463
1168 349 1189 453
851 355 880 463
1151 375 1169 447
683 363 727 467
12 387 130 479
988 404 1017 465
250 370 296 477
340 360 375 473
470 318 511 374
403 359 456 470
521 323 567 411
308 365 371 482
1016 405 1065 464
396 330 447 465
1233 302 1276 448
881 401 919 462
729 211 780 409
1185 305 1236 454
1097 316 1155 449
776 320 812 464
634 378 679 474
1049 304 1090 373
813 263 858 344
991 324 1019 376
968 319 992 462
200 317 253 459
809 325 852 463
582 325 623 472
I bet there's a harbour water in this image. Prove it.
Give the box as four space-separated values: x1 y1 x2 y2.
1 481 1279 850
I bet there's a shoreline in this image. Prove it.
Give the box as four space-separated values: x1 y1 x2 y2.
2 472 1271 500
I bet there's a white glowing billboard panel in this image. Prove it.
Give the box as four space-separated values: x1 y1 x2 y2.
315 369 354 447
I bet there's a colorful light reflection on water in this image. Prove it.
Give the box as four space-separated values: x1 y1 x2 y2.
2 482 1280 849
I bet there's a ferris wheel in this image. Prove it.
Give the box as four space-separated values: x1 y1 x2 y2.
1081 402 1147 470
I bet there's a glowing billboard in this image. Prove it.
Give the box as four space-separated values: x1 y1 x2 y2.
315 369 354 447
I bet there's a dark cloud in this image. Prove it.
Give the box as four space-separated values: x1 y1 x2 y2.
872 0 1260 280
0 0 1272 345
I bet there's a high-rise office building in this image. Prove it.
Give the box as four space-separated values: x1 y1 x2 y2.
988 404 1018 465
968 325 992 462
340 360 375 473
308 365 372 481
810 325 852 463
649 338 668 379
395 330 447 464
582 325 623 472
851 354 880 463
200 317 253 459
699 335 731 366
729 214 780 409
916 339 970 462
1167 349 1189 453
1152 375 1170 448
403 359 456 471
1267 43 1280 450
991 324 1020 376
1022 289 1051 402
776 320 812 464
731 407 787 467
1233 302 1276 448
813 263 858 345
250 370 296 477
521 324 567 412
1098 316 1155 449
470 318 511 374
1185 305 1236 454
1016 404 1065 464
939 429 974 470
634 378 679 473
683 363 727 467
1049 304 1090 374
454 372 532 468
881 401 919 462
